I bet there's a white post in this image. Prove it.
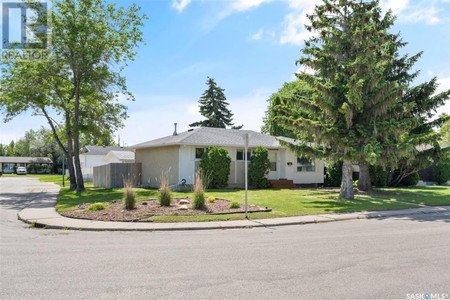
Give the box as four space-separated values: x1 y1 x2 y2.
243 133 249 219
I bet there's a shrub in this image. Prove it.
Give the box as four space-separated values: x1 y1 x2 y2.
193 170 207 210
248 146 271 188
87 203 105 212
399 172 420 186
158 170 172 206
207 196 215 203
27 164 41 174
229 201 240 209
434 152 450 184
324 160 343 187
200 145 231 188
369 165 388 187
123 179 136 210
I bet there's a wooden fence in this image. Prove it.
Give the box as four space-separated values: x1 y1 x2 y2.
93 163 141 188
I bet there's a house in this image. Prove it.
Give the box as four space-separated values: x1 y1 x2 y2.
79 146 134 180
103 150 135 164
131 127 324 188
0 156 53 174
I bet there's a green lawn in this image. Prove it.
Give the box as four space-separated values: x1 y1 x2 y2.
377 186 450 206
53 186 444 222
5 174 449 222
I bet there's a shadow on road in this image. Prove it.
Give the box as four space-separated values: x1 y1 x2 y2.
0 192 58 211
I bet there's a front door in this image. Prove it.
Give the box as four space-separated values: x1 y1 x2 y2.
268 151 278 180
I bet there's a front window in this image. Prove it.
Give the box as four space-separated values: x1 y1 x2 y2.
236 150 252 161
297 157 315 172
195 148 207 159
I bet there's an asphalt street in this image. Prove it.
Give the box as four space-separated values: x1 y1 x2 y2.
1 177 449 300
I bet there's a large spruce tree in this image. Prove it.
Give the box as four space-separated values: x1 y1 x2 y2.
275 0 405 199
190 77 242 129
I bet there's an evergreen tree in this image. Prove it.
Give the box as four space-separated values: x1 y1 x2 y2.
262 80 311 138
275 0 405 199
190 77 242 129
439 113 450 147
248 146 271 188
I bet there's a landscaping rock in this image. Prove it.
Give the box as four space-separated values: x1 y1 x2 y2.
179 199 190 205
179 205 188 210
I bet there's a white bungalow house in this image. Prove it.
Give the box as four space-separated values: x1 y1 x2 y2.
131 127 324 188
79 146 134 180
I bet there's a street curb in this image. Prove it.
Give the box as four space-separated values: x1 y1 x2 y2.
17 206 449 232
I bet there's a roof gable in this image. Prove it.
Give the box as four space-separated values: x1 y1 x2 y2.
83 145 127 156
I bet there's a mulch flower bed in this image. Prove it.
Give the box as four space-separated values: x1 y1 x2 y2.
60 198 269 222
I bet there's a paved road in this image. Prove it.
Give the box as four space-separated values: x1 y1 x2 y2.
1 177 449 299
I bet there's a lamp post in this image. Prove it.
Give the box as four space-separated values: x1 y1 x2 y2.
243 133 249 218
62 153 65 187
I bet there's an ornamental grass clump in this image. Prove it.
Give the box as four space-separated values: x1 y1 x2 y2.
87 203 105 212
123 178 136 210
229 201 240 209
193 170 208 210
158 170 172 207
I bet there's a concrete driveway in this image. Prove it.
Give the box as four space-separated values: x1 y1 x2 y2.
1 177 449 299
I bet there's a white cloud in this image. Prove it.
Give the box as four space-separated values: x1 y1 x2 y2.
399 5 441 24
381 0 446 25
232 0 273 12
279 0 321 46
172 0 192 13
380 0 410 15
250 28 264 40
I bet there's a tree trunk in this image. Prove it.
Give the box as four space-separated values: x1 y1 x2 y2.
73 91 85 192
339 160 354 199
65 113 77 190
41 107 77 189
357 162 372 191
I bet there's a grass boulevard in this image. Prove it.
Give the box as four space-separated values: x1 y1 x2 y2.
5 174 449 223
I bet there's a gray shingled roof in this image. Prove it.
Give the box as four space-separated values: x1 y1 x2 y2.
107 150 135 161
84 145 128 156
0 156 53 164
131 127 297 149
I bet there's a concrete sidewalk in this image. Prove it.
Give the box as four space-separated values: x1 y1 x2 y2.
16 179 450 231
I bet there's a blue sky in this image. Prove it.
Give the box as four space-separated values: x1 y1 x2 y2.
1 0 449 146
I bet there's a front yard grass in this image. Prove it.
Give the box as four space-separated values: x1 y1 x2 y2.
53 186 449 222
377 186 450 206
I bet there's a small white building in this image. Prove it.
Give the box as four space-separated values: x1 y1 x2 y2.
103 150 135 164
131 127 324 188
79 146 134 180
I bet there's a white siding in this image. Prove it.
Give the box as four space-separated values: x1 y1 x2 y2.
284 150 324 184
178 145 195 184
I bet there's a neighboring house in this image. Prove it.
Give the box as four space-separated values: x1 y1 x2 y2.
131 127 324 188
79 146 132 180
0 156 53 174
103 150 135 164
